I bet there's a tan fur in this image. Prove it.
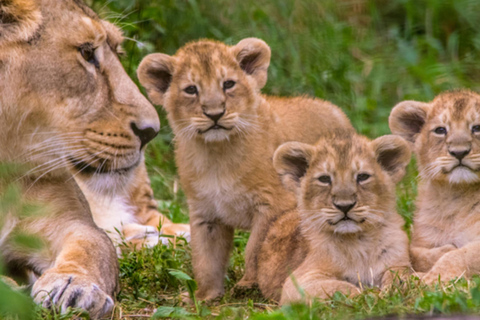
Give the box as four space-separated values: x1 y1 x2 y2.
76 162 190 252
390 90 480 284
258 133 412 303
0 0 162 317
137 38 354 300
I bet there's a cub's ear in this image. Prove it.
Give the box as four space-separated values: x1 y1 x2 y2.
137 53 175 106
372 135 411 183
0 0 42 44
389 100 430 143
273 142 314 192
231 38 271 90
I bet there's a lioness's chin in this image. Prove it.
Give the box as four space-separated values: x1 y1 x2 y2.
334 221 363 234
77 172 136 195
448 167 480 184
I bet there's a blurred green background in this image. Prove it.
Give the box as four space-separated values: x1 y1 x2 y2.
5 0 480 318
87 0 480 223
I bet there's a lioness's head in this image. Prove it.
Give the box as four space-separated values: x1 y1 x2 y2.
137 38 270 143
390 90 480 185
0 0 159 191
274 133 410 235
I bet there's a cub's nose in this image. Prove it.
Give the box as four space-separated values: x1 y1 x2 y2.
449 148 470 161
130 122 159 149
334 201 356 214
204 110 225 122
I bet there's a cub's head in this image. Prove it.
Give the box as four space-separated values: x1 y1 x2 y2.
137 38 271 143
0 0 159 191
390 90 480 185
274 133 410 235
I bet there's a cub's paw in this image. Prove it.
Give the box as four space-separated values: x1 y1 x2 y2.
422 268 465 285
231 282 262 300
195 288 224 303
32 272 114 319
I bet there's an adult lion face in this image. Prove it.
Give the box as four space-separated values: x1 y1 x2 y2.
0 0 159 191
390 91 480 185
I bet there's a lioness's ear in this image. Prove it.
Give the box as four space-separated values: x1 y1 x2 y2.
231 38 271 90
0 0 42 44
137 53 175 106
273 142 314 192
372 135 411 183
389 100 430 143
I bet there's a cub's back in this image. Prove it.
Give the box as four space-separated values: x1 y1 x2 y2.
266 96 354 144
257 209 308 301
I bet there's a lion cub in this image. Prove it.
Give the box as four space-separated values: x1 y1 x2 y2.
257 133 412 303
137 38 353 300
390 90 480 284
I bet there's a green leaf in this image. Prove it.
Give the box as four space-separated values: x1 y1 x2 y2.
152 306 175 318
168 269 192 281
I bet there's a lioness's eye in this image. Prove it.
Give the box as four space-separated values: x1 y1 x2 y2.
434 127 447 135
472 125 480 133
223 80 236 90
357 173 371 183
79 43 99 68
184 86 198 95
318 175 332 184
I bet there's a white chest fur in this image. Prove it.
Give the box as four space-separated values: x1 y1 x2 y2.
191 170 254 229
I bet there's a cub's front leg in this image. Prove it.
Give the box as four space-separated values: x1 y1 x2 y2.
279 259 359 305
281 276 359 304
410 244 457 272
190 213 234 301
235 213 269 289
422 241 480 284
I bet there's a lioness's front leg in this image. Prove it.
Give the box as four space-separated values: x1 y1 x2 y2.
3 179 118 319
190 215 234 301
32 225 118 318
410 245 457 272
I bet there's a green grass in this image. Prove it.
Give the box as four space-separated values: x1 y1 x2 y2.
5 0 480 318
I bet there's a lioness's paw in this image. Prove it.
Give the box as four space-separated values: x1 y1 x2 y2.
124 224 160 248
32 273 114 319
161 223 191 243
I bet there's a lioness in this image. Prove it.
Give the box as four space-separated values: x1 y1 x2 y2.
257 133 412 303
0 0 160 317
137 38 354 300
390 90 480 284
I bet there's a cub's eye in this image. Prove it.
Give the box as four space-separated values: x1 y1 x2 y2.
472 125 480 133
434 127 447 135
223 80 236 90
184 86 198 95
79 43 99 68
318 175 332 184
357 173 371 183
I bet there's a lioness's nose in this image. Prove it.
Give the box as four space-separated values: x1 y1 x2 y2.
334 201 356 214
449 148 470 160
131 122 159 149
